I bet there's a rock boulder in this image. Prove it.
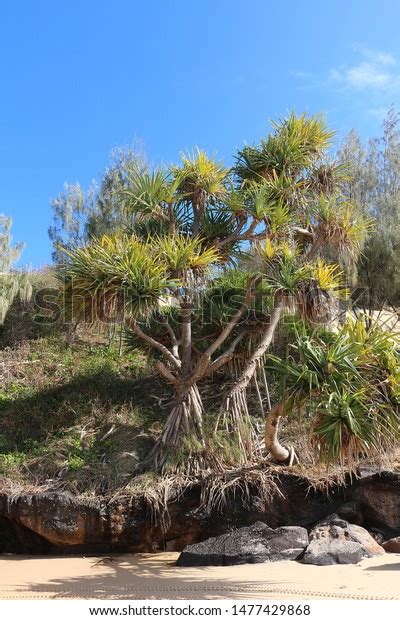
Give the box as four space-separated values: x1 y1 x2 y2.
177 522 309 566
382 537 400 553
303 514 385 566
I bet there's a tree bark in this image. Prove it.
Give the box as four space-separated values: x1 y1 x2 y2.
136 280 259 473
216 298 284 464
229 298 283 392
192 194 204 237
264 404 290 462
181 304 192 376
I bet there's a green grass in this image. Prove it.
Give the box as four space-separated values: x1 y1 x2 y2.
0 335 172 492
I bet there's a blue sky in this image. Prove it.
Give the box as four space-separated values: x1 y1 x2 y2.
1 0 400 267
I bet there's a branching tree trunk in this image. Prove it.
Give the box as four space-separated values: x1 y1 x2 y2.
131 279 258 472
216 298 284 464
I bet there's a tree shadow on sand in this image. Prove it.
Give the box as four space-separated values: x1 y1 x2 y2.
4 554 295 600
4 554 399 600
364 562 400 571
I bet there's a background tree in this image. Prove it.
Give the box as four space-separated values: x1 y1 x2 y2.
338 107 400 307
49 147 145 263
0 215 31 325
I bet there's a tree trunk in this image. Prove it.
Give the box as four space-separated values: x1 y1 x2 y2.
147 383 208 473
264 404 290 462
216 298 284 464
192 195 204 237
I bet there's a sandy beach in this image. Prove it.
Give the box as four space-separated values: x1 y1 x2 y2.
0 553 399 600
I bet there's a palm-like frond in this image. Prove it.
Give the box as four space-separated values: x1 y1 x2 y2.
312 196 373 260
340 316 400 395
287 259 346 325
312 389 396 466
199 208 241 262
244 177 299 220
264 201 293 237
236 113 334 184
267 322 399 465
306 160 350 196
129 217 172 239
120 169 174 221
171 149 228 202
258 238 297 263
262 253 309 314
154 234 221 276
224 187 248 217
258 250 339 323
309 259 347 299
268 329 360 400
60 235 172 320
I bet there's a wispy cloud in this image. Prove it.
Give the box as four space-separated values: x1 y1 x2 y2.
353 46 395 67
329 48 398 91
292 47 399 126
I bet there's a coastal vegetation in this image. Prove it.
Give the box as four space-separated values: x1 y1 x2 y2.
0 111 399 497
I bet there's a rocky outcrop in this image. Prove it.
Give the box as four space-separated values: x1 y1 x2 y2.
302 514 385 566
353 472 400 534
0 471 398 554
0 471 348 554
177 522 309 566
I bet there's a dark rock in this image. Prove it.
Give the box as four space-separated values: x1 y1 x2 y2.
352 472 400 534
0 516 51 554
177 522 309 566
369 528 386 545
5 493 105 547
0 472 345 554
0 470 398 555
337 501 364 525
382 537 400 553
303 513 385 566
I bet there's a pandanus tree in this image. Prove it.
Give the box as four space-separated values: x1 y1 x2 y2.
60 150 272 472
217 114 370 465
61 234 224 472
59 114 371 473
267 318 399 467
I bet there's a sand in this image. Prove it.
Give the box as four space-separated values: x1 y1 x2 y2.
0 552 399 600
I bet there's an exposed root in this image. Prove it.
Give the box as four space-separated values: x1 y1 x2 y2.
197 467 284 515
118 466 284 532
287 446 299 466
145 385 216 474
215 386 261 466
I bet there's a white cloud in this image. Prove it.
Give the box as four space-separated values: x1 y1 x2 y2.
331 48 398 91
346 62 391 88
373 52 396 67
354 46 395 67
